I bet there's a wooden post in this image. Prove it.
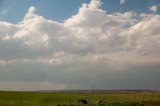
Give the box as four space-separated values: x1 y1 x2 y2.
88 97 91 105
151 95 154 106
69 97 71 105
134 94 137 102
58 98 60 105
103 96 105 104
151 95 153 102
46 98 49 106
113 96 116 102
20 97 23 106
125 95 127 103
142 95 145 101
157 95 160 106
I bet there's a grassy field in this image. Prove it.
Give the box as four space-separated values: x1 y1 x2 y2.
0 91 160 106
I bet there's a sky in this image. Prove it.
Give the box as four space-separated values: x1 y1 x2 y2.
0 0 160 91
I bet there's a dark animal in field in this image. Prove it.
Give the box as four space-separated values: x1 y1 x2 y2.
78 99 88 104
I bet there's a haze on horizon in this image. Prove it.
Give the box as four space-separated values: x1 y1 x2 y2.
0 0 160 91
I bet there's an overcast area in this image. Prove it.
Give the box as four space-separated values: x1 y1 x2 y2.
0 0 160 91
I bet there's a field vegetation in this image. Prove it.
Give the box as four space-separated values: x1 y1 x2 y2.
0 91 160 106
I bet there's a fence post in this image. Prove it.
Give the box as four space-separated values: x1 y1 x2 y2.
20 97 23 106
157 95 160 106
134 94 137 102
103 96 105 104
151 95 154 106
124 95 127 103
58 98 60 105
46 98 49 106
113 96 116 102
69 97 71 105
151 95 153 102
142 95 145 101
88 97 91 104
133 94 137 102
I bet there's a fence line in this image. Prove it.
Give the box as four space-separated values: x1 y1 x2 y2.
0 94 160 106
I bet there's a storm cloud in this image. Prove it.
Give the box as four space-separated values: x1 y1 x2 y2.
0 0 160 90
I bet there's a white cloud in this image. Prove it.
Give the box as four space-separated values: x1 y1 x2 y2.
0 0 160 90
149 5 158 13
0 0 159 67
120 0 126 4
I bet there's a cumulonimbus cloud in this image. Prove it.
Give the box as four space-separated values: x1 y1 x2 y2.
0 0 160 90
0 0 159 66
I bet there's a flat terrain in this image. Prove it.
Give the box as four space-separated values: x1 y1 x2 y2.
0 91 160 106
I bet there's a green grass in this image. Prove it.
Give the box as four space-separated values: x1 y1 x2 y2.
0 91 160 106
